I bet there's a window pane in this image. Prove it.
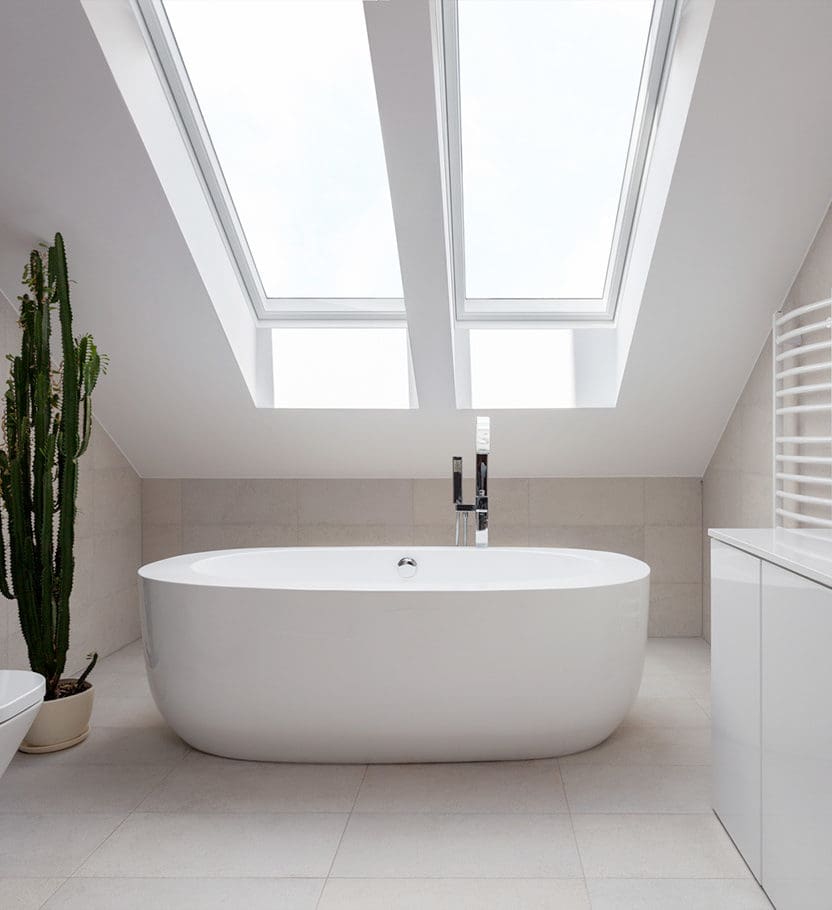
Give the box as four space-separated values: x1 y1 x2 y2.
469 330 575 408
456 0 653 300
164 0 403 300
272 328 411 409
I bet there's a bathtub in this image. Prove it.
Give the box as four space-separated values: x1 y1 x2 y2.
139 547 649 763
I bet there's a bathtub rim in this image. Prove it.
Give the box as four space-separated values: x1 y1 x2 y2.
138 545 650 593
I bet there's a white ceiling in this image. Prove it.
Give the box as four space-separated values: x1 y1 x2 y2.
0 0 831 478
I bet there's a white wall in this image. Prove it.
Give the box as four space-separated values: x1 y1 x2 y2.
703 201 832 639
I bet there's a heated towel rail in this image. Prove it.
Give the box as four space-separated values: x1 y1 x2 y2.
773 297 832 528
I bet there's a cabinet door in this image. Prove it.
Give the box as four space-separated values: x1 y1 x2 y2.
711 540 761 880
762 561 832 909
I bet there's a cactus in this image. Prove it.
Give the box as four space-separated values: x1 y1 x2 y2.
0 234 104 700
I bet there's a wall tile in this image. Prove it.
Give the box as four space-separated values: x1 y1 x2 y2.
530 525 644 561
414 524 456 547
741 470 772 527
708 412 741 471
142 524 183 564
298 524 413 547
93 467 141 534
180 522 297 552
702 466 742 531
529 478 644 527
740 403 772 477
413 479 451 527
299 480 412 527
649 584 703 637
645 526 702 584
182 479 297 526
645 478 701 526
142 479 182 527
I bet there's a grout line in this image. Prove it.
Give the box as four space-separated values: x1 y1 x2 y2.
34 877 66 910
558 757 588 888
315 764 368 909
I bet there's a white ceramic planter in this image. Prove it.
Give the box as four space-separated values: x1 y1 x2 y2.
19 682 93 753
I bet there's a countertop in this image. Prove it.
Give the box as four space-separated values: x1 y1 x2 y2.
709 527 832 588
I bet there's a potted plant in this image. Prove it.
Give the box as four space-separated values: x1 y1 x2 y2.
0 233 104 753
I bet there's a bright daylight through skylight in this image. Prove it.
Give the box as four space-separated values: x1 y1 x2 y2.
163 0 403 305
142 0 672 408
451 0 654 311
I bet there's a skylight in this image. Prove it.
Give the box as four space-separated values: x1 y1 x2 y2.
444 0 672 319
469 330 575 409
160 0 404 315
272 328 412 409
125 0 684 410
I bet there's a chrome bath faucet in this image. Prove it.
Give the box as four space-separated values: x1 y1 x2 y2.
452 416 490 548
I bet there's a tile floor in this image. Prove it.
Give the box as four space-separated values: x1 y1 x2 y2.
0 638 772 909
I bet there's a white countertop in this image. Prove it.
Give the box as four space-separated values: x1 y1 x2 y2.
709 528 832 588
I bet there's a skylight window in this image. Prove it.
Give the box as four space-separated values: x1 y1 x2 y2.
159 0 404 315
469 330 575 409
444 0 673 319
272 328 412 409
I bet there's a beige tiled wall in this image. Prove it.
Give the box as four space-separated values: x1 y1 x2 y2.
0 308 142 673
143 476 703 637
701 341 772 641
702 201 832 640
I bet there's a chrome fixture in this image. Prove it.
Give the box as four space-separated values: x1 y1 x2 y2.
452 416 490 548
397 556 418 578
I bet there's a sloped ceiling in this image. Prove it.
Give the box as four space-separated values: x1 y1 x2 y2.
0 0 831 478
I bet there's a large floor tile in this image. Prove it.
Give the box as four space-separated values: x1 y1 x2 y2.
637 674 689 698
560 726 710 767
77 812 347 877
623 697 710 729
562 764 711 813
572 814 750 878
318 878 590 909
42 877 323 910
331 813 582 878
12 725 188 767
646 639 711 672
86 671 151 699
586 878 771 909
0 763 170 814
354 759 567 814
0 815 124 876
138 753 365 813
0 878 63 910
91 695 165 728
675 671 711 700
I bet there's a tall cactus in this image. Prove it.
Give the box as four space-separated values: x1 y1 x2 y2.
0 234 104 700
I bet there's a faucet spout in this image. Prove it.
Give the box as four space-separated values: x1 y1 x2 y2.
474 417 490 548
451 417 491 548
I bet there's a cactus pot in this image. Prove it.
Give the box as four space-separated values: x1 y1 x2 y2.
19 681 93 753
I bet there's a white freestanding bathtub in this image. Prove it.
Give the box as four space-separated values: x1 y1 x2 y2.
139 547 649 763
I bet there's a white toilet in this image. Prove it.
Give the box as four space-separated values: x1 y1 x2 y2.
0 671 44 778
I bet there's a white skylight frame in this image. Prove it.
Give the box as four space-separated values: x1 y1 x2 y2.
112 0 694 411
441 0 678 323
134 0 406 323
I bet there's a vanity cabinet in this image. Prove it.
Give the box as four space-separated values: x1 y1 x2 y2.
711 540 761 880
761 561 832 910
711 533 832 909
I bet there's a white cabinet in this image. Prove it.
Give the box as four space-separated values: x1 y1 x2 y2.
711 535 832 909
711 540 761 880
761 561 832 910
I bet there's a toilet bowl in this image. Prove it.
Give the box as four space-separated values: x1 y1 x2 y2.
0 671 45 778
